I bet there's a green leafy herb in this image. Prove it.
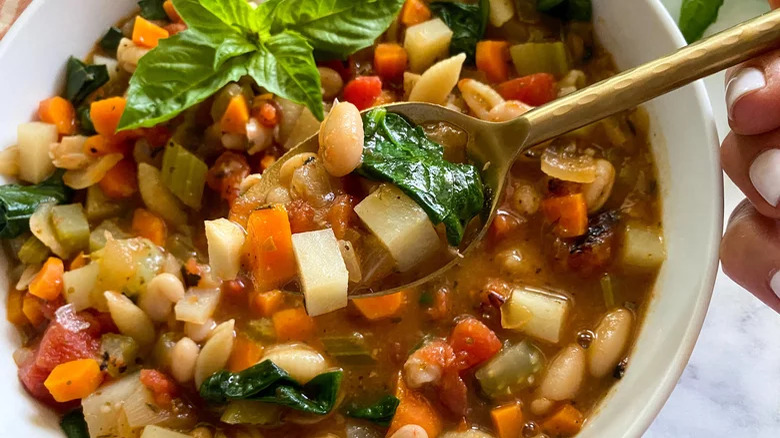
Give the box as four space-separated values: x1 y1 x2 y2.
430 0 489 62
119 0 404 130
537 0 592 21
77 105 96 135
139 0 169 20
60 410 89 438
418 290 434 305
65 57 110 106
358 108 484 246
99 27 124 53
679 0 723 43
0 170 72 238
345 395 400 426
200 360 343 415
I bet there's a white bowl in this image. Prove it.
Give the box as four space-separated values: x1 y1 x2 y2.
0 0 722 436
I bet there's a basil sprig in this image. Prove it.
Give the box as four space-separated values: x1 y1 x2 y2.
118 0 404 131
678 0 724 43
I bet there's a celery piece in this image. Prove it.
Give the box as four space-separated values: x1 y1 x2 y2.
100 333 139 378
510 42 569 78
166 232 200 263
246 318 276 343
322 333 375 365
17 235 50 264
86 184 125 222
600 273 616 308
89 219 129 252
475 340 544 399
220 400 283 426
51 204 90 256
161 142 208 209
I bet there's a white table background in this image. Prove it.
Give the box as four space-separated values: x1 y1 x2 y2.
646 1 780 436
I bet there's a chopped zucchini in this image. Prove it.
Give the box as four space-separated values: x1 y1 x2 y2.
17 235 50 264
246 318 276 343
51 204 90 255
160 142 208 209
620 222 665 270
220 400 283 426
475 340 545 399
204 218 245 280
291 228 349 317
95 237 163 297
138 162 187 226
17 122 57 183
100 334 139 378
404 18 454 73
500 286 570 344
63 262 99 311
322 333 375 365
89 219 129 252
86 184 126 222
510 42 569 78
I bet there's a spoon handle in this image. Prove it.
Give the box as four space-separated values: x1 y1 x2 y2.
522 8 780 147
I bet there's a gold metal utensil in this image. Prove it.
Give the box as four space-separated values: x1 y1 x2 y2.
243 9 780 297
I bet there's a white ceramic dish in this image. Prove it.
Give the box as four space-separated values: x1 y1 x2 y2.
0 0 722 436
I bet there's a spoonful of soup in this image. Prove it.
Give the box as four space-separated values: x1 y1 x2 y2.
234 9 780 304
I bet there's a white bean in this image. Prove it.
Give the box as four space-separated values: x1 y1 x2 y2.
104 291 156 347
318 101 364 177
138 273 186 322
239 173 263 195
261 343 327 384
538 344 586 401
530 397 555 416
195 319 235 387
246 118 274 155
390 425 429 438
458 78 505 120
117 38 149 73
190 427 213 438
488 100 533 122
582 159 616 213
171 337 200 383
279 152 317 186
185 318 217 343
511 183 540 216
589 308 633 378
318 67 344 100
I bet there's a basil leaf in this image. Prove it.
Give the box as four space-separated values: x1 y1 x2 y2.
249 31 324 120
345 395 400 426
199 0 264 33
118 30 248 130
0 170 72 238
200 360 343 415
430 0 489 62
60 410 89 438
679 0 723 43
64 57 109 106
138 0 168 20
262 0 405 57
358 108 485 246
99 27 124 53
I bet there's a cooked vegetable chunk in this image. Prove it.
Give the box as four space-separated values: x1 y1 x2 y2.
291 228 349 316
204 218 245 280
17 122 57 184
501 286 571 344
404 18 454 73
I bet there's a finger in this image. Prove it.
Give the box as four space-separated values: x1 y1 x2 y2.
721 129 780 217
720 200 780 313
724 49 780 135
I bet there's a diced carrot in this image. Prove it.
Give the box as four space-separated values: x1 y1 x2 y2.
260 154 276 171
250 290 285 317
99 158 138 199
7 289 27 326
401 0 431 26
491 403 524 438
388 374 443 438
69 252 88 270
374 43 408 81
222 279 248 300
541 193 589 238
272 307 315 341
22 293 45 326
43 358 103 402
449 316 501 370
38 96 76 135
541 404 584 436
90 97 126 136
220 95 250 134
244 205 297 290
476 41 511 83
353 291 407 320
163 0 182 22
132 16 170 48
251 99 279 127
132 208 167 246
29 257 64 301
343 76 383 111
228 335 264 372
496 73 558 106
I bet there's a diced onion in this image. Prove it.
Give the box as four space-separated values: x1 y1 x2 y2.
63 153 123 189
540 143 598 183
30 202 68 258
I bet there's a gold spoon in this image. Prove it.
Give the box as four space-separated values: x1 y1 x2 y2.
243 9 780 297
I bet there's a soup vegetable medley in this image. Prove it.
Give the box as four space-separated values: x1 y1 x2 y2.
0 0 666 437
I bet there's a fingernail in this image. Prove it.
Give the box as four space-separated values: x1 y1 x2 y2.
749 149 780 207
769 270 780 300
726 68 766 119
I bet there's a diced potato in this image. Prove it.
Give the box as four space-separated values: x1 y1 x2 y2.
404 18 453 73
489 0 516 27
82 373 142 438
93 54 120 81
291 229 349 317
501 286 570 344
620 222 666 270
63 262 99 311
174 288 222 324
17 122 57 183
354 184 440 272
204 218 245 280
409 53 466 105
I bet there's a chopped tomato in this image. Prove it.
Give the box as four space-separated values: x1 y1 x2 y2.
327 194 356 240
449 317 502 370
206 151 250 204
441 368 468 416
142 125 172 148
342 76 383 111
140 369 179 407
488 212 520 243
286 199 318 233
496 73 557 106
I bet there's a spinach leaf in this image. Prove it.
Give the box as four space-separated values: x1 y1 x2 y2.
679 0 723 43
99 27 124 53
138 0 168 20
358 108 484 246
64 57 109 106
430 0 489 62
537 0 565 10
77 105 96 135
261 0 406 57
537 0 592 21
60 410 89 438
200 360 343 415
0 170 71 239
345 395 400 426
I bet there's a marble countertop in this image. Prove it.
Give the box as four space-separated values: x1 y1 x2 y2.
647 1 780 436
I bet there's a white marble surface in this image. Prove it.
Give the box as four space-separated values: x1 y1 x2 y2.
646 1 780 436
